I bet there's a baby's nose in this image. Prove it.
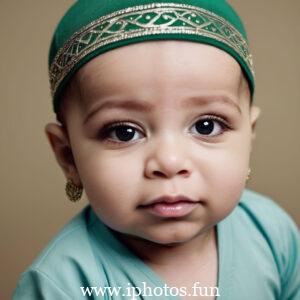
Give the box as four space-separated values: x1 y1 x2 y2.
144 135 192 179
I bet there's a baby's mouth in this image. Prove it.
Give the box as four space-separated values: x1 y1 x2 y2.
139 195 201 218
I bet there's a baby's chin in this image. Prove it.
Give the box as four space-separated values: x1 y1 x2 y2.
116 221 215 247
148 226 214 246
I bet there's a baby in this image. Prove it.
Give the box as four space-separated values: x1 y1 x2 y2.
13 0 300 299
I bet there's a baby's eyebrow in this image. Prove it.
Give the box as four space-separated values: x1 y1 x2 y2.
184 95 242 114
83 99 153 124
83 95 241 124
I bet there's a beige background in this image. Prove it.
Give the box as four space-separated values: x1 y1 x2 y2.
1 1 299 299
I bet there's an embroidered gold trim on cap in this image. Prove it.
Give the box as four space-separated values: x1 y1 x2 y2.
50 2 254 96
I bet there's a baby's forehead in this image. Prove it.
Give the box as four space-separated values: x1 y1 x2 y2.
76 41 243 111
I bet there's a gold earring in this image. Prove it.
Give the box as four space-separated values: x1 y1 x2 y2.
246 168 251 181
65 179 83 202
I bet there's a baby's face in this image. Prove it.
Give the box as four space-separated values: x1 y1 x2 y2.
53 41 260 245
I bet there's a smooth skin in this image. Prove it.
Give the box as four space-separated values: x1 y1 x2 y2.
45 41 260 299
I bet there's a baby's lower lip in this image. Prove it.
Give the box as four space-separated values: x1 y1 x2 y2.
140 201 199 218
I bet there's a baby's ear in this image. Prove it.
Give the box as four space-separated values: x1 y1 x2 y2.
44 123 81 186
249 105 261 140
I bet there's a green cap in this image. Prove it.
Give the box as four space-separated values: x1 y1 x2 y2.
49 0 255 114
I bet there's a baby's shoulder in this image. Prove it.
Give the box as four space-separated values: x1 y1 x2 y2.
237 189 299 238
13 206 104 299
30 205 96 270
232 189 300 290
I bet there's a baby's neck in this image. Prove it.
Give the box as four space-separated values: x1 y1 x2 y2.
113 225 217 268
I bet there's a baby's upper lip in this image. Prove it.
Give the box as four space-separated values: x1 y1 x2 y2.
140 195 200 207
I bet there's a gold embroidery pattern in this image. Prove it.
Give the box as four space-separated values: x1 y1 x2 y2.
50 2 254 96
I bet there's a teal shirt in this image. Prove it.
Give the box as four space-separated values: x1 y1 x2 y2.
13 189 300 299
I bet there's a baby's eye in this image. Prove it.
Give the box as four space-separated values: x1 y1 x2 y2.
99 122 144 143
190 116 229 137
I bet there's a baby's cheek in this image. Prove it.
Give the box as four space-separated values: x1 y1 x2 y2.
203 148 248 221
80 153 141 204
